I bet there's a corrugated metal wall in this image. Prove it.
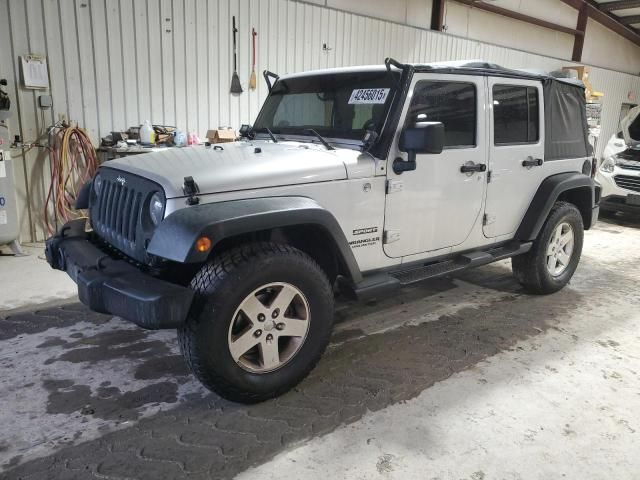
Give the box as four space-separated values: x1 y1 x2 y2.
2 0 640 242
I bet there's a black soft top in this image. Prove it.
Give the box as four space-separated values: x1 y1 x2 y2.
410 61 592 160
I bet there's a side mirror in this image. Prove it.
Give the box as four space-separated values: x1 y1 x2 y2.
394 122 444 174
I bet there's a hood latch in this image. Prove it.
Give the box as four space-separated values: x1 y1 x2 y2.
183 176 200 205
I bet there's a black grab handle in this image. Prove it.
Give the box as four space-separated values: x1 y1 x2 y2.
460 163 487 173
522 157 543 167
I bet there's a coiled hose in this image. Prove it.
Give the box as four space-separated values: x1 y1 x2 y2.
44 125 98 235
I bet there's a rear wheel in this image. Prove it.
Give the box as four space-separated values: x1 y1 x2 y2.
178 242 334 403
512 202 584 294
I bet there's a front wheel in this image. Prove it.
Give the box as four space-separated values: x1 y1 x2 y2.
178 242 334 403
512 201 584 294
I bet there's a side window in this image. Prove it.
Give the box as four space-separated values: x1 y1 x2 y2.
407 81 476 148
493 85 539 144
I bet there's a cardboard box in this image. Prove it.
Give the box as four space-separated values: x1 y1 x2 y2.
206 128 237 143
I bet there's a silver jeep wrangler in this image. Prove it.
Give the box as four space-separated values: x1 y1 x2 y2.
46 59 599 403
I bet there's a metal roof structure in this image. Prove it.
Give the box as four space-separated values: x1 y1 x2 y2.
592 0 640 31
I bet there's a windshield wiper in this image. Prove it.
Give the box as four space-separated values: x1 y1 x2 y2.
256 127 278 143
305 129 334 150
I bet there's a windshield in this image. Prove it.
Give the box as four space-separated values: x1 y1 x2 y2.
253 71 399 142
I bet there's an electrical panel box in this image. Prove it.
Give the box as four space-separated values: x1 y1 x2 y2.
38 95 53 109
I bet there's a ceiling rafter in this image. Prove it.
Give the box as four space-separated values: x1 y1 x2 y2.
453 0 585 36
560 0 640 46
619 14 640 25
597 0 640 12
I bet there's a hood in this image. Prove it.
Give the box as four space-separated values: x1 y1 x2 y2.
103 141 358 198
620 105 640 148
603 133 627 159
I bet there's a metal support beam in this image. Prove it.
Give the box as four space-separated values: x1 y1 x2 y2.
559 0 640 47
598 0 640 11
572 6 589 62
431 0 446 31
619 14 640 25
453 0 584 36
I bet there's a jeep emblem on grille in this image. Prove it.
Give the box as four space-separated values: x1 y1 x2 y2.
116 176 126 186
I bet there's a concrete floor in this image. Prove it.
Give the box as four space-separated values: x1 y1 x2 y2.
0 244 76 311
1 213 639 479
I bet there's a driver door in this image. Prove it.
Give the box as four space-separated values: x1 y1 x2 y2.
383 74 487 258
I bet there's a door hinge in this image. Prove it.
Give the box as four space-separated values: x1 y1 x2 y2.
487 170 492 183
386 179 404 194
483 214 496 226
383 230 401 244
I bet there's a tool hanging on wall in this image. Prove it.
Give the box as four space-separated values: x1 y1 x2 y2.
230 16 243 94
249 28 257 90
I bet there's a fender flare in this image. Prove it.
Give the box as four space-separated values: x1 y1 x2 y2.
515 172 597 241
147 196 362 282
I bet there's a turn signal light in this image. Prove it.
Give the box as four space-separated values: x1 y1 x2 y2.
195 236 212 253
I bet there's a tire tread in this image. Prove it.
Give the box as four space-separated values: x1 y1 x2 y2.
512 201 583 295
178 241 333 403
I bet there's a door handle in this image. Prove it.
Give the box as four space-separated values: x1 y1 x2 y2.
460 163 487 173
522 157 543 167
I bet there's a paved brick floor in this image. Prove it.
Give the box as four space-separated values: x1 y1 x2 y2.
1 215 639 480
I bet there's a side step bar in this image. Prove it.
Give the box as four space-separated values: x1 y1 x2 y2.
351 241 531 300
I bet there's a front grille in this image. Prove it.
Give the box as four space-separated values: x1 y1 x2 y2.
619 163 640 171
614 174 640 193
89 168 163 263
93 180 143 247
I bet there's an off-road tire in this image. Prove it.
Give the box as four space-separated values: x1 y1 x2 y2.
178 242 334 403
512 201 584 294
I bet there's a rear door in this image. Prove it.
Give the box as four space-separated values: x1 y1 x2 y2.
484 78 545 238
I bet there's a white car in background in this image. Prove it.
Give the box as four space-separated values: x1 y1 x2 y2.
597 106 640 214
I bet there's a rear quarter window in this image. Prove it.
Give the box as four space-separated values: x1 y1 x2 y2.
493 85 539 145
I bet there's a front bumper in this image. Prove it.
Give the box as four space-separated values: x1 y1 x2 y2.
600 195 640 214
45 219 194 329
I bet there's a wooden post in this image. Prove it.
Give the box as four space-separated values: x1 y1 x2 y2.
572 5 589 62
431 0 445 31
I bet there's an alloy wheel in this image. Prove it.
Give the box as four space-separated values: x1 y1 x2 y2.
227 282 310 373
546 222 574 277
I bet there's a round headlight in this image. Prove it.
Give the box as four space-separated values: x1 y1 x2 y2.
149 192 165 226
600 156 617 174
93 173 103 196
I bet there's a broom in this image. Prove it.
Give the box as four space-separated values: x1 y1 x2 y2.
249 28 257 90
231 16 243 94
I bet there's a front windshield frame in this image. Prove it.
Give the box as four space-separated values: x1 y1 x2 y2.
252 70 401 148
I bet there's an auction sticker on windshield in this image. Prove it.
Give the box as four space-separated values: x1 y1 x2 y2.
348 88 390 104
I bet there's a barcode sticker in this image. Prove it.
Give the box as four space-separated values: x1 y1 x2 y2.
0 210 7 225
348 88 390 104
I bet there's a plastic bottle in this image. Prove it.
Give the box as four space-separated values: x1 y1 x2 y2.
139 120 155 145
174 129 187 147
